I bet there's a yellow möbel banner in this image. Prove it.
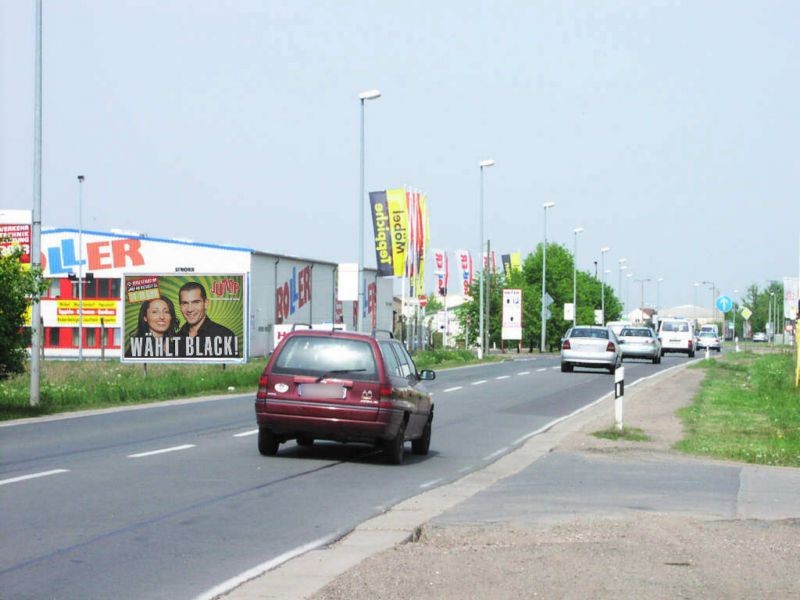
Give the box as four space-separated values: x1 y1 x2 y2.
387 189 408 277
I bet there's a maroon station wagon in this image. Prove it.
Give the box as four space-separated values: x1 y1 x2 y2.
255 328 435 464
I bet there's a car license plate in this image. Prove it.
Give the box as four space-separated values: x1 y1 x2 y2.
298 384 346 399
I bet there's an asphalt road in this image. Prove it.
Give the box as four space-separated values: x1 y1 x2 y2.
0 352 697 600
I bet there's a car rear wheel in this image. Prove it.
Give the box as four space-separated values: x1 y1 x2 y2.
607 364 616 374
411 415 432 456
689 350 695 358
384 420 406 465
296 435 314 447
258 427 279 456
652 354 659 364
560 362 573 373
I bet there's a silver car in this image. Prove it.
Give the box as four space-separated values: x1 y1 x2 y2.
696 330 722 352
560 325 622 374
618 326 662 364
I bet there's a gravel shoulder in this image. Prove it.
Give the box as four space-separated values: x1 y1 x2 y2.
312 364 800 600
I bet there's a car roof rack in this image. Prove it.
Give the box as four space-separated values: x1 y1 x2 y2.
371 329 394 339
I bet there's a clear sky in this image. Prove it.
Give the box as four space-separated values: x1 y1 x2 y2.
2 1 798 310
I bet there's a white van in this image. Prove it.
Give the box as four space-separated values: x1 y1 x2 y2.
658 318 696 357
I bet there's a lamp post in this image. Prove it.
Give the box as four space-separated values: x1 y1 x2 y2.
656 277 663 311
626 272 633 317
477 159 495 358
77 175 85 360
617 258 627 303
572 227 584 326
701 280 716 325
541 202 555 352
733 288 738 341
600 246 609 325
634 278 651 315
357 89 381 333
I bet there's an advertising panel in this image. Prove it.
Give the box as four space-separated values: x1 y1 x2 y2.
369 191 394 276
502 288 522 340
0 209 32 263
121 273 246 363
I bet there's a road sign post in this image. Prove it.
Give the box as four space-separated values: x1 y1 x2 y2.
614 366 625 431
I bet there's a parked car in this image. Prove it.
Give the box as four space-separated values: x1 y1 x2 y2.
618 326 662 363
560 325 622 374
657 318 696 357
254 328 435 464
752 332 768 342
696 330 722 352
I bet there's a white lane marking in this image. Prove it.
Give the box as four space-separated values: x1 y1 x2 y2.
495 375 510 380
550 366 560 370
444 386 463 392
0 469 69 486
483 447 508 461
128 444 196 458
511 360 692 447
458 465 473 473
472 380 487 386
194 533 339 600
420 478 443 489
536 367 547 372
517 371 530 376
234 429 258 438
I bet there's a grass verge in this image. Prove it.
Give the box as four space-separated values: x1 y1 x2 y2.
0 360 266 420
592 425 650 442
1 349 499 421
676 350 800 467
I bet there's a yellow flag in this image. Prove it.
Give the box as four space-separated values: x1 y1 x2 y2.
386 189 408 278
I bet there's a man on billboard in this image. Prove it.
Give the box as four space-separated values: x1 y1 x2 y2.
177 281 236 357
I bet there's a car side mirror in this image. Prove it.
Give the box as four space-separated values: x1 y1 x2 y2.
418 369 436 381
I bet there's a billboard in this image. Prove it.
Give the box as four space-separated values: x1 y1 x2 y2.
502 288 522 340
0 209 32 264
121 273 246 363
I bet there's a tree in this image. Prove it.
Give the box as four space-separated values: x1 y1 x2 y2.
0 247 48 379
454 243 624 352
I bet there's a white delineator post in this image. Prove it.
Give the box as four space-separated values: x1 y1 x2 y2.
614 366 625 431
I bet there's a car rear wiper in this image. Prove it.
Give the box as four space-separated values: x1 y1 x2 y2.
315 369 366 382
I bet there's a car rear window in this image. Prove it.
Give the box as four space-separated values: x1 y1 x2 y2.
272 336 378 381
661 321 689 333
621 328 651 337
571 328 608 339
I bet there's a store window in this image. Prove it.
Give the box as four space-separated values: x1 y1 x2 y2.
47 279 61 298
71 328 80 347
87 328 97 346
50 328 60 345
111 279 121 298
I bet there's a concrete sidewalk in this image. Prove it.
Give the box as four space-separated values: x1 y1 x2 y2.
218 362 800 600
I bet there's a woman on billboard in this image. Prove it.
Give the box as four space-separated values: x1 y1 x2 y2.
125 296 182 358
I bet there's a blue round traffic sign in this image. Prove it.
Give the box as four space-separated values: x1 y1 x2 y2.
716 295 733 313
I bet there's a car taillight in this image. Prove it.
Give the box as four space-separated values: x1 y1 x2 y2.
379 383 393 400
606 342 616 352
562 340 571 350
256 374 269 401
688 340 693 349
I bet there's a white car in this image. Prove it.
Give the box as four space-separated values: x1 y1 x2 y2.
560 326 623 374
658 318 696 357
696 330 722 352
618 326 662 363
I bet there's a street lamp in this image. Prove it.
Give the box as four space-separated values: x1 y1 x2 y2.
618 258 627 303
477 159 495 358
540 202 555 352
701 280 716 324
656 277 664 311
634 278 651 315
357 89 381 333
600 246 610 325
625 272 633 318
77 175 85 361
572 227 584 327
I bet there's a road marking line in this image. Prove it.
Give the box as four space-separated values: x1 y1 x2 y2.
483 447 508 461
495 375 510 380
472 380 487 386
444 386 462 392
536 367 547 372
128 444 196 458
517 371 530 375
420 478 443 489
234 429 258 438
194 533 339 600
550 366 560 370
0 469 69 486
